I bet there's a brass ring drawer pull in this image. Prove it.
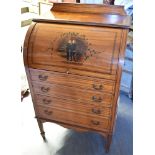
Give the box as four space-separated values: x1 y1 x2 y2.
92 84 103 90
43 99 52 104
92 96 102 102
92 108 101 114
44 110 53 115
41 87 50 93
91 120 100 125
38 75 48 81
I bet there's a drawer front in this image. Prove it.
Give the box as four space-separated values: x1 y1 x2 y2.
28 23 122 75
32 82 113 106
36 105 110 131
35 94 112 117
30 68 115 94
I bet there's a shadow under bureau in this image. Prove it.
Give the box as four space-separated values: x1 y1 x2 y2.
23 3 130 153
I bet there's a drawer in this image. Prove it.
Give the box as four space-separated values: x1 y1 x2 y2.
36 105 110 131
35 94 112 117
30 68 115 94
28 23 122 75
32 82 113 106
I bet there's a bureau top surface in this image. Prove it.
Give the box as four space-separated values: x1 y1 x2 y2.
33 3 131 28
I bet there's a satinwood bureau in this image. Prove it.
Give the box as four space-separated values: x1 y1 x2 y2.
23 3 130 152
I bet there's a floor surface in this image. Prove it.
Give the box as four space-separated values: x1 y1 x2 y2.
21 92 133 155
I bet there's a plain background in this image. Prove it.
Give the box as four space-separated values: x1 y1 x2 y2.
0 1 155 155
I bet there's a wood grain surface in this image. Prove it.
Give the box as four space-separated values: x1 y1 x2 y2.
32 81 113 104
30 68 115 94
36 105 111 132
33 3 130 28
35 94 112 117
28 23 122 75
23 3 130 153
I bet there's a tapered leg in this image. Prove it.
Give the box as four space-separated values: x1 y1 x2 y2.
105 134 112 153
36 118 46 141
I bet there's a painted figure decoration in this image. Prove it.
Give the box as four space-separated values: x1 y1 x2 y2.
57 32 99 63
66 37 77 61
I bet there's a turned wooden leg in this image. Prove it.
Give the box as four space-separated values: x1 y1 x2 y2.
36 118 46 141
105 134 112 153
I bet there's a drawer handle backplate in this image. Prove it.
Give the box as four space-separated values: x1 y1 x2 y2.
92 108 101 114
92 96 102 102
38 75 48 81
41 87 50 93
92 84 103 90
91 120 100 125
43 99 52 104
44 110 53 115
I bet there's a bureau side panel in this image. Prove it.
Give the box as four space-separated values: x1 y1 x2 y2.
110 29 128 133
23 22 40 116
